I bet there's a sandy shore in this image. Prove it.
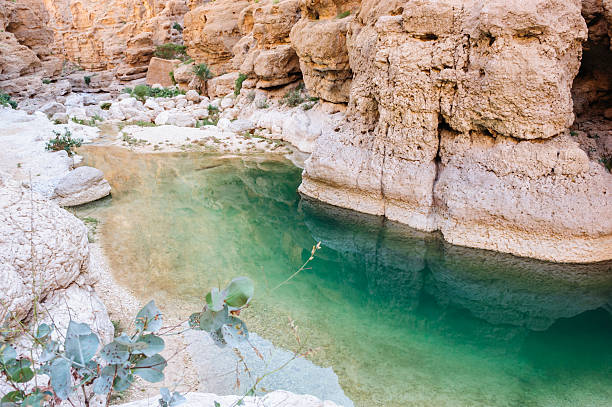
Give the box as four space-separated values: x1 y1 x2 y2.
88 240 201 404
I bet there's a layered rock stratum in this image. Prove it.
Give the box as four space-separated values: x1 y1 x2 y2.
1 0 611 263
299 0 612 262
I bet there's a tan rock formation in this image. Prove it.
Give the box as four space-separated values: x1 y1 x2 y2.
41 0 189 78
300 0 612 263
183 0 250 73
290 0 360 104
146 57 182 87
232 0 302 89
0 0 47 96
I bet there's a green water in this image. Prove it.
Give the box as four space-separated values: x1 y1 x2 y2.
76 147 612 407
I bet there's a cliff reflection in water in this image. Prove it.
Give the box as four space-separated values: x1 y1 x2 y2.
76 147 612 407
301 198 612 332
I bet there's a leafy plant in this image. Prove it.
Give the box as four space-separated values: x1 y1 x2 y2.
45 129 82 156
42 79 51 85
71 115 102 127
256 97 269 109
600 156 612 172
124 85 185 101
337 10 351 19
84 76 91 86
172 22 183 33
100 102 112 110
0 277 255 407
0 93 17 109
193 63 213 84
169 70 176 85
281 88 304 107
234 73 248 96
154 43 188 61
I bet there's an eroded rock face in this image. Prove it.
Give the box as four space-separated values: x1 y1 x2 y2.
183 0 251 73
290 0 360 104
41 0 189 78
300 0 612 263
232 0 302 89
0 172 89 323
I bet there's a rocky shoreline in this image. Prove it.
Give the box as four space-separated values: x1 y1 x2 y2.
0 102 349 406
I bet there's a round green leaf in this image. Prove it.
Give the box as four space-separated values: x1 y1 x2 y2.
224 277 254 308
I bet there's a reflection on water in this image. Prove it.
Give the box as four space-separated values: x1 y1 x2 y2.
76 146 612 407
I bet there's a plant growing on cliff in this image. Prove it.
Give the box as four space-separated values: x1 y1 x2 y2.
0 277 255 407
234 73 248 96
45 129 82 156
84 75 91 86
0 93 17 109
154 43 188 61
600 156 612 172
172 22 183 33
193 63 213 84
281 88 305 107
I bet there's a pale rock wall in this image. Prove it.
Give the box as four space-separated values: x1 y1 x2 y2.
0 172 111 330
300 0 612 263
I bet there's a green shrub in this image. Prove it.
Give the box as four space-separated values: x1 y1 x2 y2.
193 63 213 81
42 79 51 85
154 43 188 61
172 22 183 32
124 85 185 100
600 156 612 172
281 88 305 107
0 93 17 109
45 129 82 156
256 97 269 109
84 75 91 86
337 10 351 19
71 116 102 127
100 102 112 110
132 84 150 102
169 70 176 85
234 73 248 96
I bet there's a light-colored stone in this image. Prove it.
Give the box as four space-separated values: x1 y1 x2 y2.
208 72 239 99
300 0 612 263
53 166 111 207
0 172 90 324
40 101 66 117
119 391 342 407
185 89 200 102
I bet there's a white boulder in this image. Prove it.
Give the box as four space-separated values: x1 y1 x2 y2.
52 166 111 207
186 89 200 103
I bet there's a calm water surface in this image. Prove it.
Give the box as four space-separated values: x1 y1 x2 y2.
76 146 612 407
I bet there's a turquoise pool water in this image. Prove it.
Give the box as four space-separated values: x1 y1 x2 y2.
76 147 612 407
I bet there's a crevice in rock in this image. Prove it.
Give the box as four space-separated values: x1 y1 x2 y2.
571 35 612 165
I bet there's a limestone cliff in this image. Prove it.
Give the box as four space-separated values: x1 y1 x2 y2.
183 0 251 73
299 0 612 263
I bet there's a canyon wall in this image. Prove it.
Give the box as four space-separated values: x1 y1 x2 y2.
299 0 612 263
1 0 610 262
